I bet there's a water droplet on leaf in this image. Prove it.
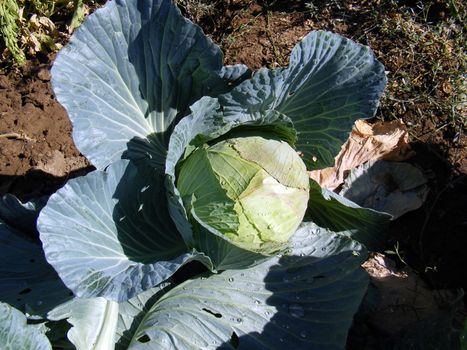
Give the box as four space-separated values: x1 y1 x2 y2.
289 304 305 318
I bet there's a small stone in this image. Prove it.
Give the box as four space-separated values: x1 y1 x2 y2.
37 68 51 81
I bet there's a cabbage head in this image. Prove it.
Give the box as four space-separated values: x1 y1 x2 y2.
177 136 309 254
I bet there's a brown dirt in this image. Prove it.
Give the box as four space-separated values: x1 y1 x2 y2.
0 56 90 200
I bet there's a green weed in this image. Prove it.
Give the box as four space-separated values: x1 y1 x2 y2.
0 0 26 65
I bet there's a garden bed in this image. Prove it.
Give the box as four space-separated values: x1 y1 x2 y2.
0 0 465 348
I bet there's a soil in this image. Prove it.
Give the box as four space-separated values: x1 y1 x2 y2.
0 56 90 200
0 0 465 346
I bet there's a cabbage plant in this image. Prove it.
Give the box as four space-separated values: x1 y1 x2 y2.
0 0 391 348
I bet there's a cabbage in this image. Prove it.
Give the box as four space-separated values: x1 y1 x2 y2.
0 0 391 348
177 136 309 253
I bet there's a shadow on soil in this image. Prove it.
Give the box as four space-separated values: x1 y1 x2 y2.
0 166 94 201
387 142 467 296
346 140 467 349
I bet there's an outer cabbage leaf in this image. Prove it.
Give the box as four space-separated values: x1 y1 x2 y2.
48 298 118 350
52 0 249 170
219 30 386 169
0 196 72 317
126 225 368 349
115 285 172 349
305 180 391 250
0 302 52 350
46 284 170 350
195 225 269 270
0 194 46 234
38 160 210 302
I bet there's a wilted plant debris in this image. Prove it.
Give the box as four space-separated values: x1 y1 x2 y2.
0 0 102 66
356 253 464 349
309 119 414 191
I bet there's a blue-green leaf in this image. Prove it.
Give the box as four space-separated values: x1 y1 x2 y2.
219 30 386 169
0 302 52 350
0 194 46 235
305 180 391 250
115 284 172 349
38 160 210 302
195 225 269 270
52 0 247 170
48 298 118 350
0 197 72 317
46 284 171 350
127 225 368 349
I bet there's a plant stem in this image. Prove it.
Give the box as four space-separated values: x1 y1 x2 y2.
0 132 35 142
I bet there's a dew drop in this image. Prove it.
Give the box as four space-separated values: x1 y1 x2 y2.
254 300 261 305
289 304 305 318
228 277 234 282
300 330 308 338
292 274 302 281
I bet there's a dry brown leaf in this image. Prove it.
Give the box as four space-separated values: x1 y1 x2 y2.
309 119 414 190
29 15 56 32
26 32 42 54
21 14 60 55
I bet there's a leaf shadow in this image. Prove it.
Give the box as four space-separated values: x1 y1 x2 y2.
111 158 187 264
214 251 368 349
